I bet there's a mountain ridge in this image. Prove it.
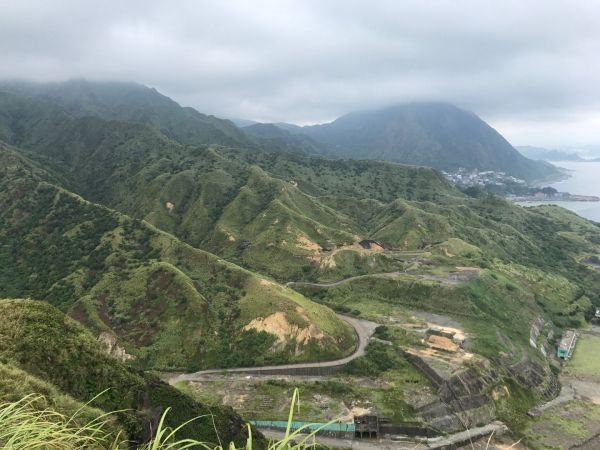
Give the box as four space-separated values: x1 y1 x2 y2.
286 102 561 182
0 79 561 182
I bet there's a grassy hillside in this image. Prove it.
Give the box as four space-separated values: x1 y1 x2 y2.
0 363 121 436
1 90 598 294
0 142 355 371
0 90 459 279
3 82 600 439
0 79 250 147
0 299 257 445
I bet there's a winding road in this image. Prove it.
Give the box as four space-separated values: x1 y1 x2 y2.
284 272 404 289
167 270 478 386
167 314 378 385
285 269 479 290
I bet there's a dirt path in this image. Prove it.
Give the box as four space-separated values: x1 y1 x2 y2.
285 272 403 288
286 269 479 290
166 314 379 385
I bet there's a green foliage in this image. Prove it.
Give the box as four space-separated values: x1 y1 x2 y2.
344 342 410 376
0 389 321 450
0 143 355 370
2 81 600 438
0 299 252 445
494 379 537 434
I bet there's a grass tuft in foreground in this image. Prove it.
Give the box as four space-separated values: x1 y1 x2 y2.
0 390 323 450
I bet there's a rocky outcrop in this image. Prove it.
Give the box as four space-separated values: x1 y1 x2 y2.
243 309 326 355
97 332 136 362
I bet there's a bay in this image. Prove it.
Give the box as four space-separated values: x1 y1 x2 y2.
517 161 600 222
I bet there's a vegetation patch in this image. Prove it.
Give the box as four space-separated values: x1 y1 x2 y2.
564 334 600 382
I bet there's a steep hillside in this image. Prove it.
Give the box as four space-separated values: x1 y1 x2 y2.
0 91 458 281
4 83 600 440
0 79 250 147
0 299 255 445
0 142 355 370
0 90 596 293
292 103 561 182
0 81 561 182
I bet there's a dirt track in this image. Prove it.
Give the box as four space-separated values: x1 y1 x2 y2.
285 269 479 290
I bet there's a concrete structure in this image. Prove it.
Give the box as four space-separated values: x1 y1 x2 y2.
354 415 379 438
557 330 577 359
249 420 355 439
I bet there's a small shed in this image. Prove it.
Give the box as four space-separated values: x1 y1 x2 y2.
557 330 577 360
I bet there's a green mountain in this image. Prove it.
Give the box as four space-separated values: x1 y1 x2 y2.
279 103 562 182
0 299 255 445
0 89 454 282
0 80 562 183
0 141 355 371
0 79 250 147
2 81 600 442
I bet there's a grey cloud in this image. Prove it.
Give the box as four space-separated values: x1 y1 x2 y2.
1 0 599 145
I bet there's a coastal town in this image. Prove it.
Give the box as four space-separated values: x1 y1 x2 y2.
441 168 527 187
442 168 600 202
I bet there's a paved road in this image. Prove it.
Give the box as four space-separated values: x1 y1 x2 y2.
259 421 508 450
259 429 421 450
167 314 379 385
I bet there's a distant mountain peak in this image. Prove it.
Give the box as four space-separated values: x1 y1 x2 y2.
277 101 562 182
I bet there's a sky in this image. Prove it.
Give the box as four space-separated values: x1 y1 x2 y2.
1 0 600 147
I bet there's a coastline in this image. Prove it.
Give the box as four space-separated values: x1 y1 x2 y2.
511 194 600 203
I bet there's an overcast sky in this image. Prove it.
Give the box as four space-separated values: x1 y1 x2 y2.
1 0 599 146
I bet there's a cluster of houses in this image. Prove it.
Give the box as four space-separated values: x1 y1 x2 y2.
441 168 526 188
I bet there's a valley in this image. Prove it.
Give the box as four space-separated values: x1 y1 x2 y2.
1 80 600 449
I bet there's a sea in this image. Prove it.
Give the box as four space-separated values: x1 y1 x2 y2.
517 161 600 223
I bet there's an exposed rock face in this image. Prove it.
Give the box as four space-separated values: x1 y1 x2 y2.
97 332 136 362
419 368 496 433
243 309 326 355
412 355 559 434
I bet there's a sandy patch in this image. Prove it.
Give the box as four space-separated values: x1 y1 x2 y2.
410 346 474 365
296 234 321 253
442 247 455 257
316 241 386 269
338 405 374 423
428 324 467 343
427 335 459 352
244 310 325 355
